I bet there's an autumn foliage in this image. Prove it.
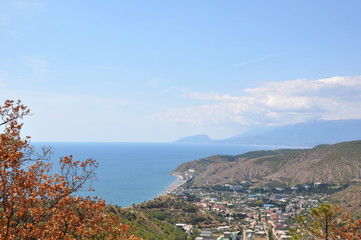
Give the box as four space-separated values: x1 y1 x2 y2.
292 203 361 239
0 100 140 239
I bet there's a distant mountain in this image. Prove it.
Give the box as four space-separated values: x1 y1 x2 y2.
173 134 213 144
174 119 361 146
172 140 361 187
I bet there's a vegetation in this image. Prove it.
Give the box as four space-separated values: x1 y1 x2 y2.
111 206 187 240
0 100 139 239
174 140 361 187
327 183 361 216
268 224 274 240
108 195 225 240
238 150 279 159
291 203 361 239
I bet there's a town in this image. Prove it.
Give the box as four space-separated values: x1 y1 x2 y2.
170 179 343 240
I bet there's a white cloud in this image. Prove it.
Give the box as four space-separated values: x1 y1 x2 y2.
156 75 361 127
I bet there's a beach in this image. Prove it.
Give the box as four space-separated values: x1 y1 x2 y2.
159 174 186 196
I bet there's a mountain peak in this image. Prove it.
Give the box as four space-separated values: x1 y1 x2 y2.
173 134 213 144
174 119 361 146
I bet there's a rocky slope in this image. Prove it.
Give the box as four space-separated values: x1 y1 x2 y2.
172 140 361 187
327 183 361 216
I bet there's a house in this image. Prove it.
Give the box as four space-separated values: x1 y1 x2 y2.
255 224 264 231
217 226 230 231
184 225 193 234
280 236 292 240
175 223 186 229
216 232 233 240
276 209 282 215
176 223 193 234
245 229 254 240
197 230 216 240
255 231 266 237
270 212 278 220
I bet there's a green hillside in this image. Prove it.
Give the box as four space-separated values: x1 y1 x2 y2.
109 195 225 240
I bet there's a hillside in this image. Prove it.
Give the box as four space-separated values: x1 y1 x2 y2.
111 195 225 240
172 140 361 187
174 119 361 146
327 183 361 216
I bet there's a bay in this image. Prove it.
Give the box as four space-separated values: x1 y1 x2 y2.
33 142 280 207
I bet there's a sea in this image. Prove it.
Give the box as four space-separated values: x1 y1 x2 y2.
32 142 282 207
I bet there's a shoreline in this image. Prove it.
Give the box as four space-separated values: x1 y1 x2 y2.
158 173 186 197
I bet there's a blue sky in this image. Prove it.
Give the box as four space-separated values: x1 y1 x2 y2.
1 0 361 142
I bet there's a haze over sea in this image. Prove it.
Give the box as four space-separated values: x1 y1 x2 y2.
33 142 284 207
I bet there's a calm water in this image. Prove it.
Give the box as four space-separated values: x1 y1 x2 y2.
33 142 279 207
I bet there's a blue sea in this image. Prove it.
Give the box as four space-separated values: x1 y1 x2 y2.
33 142 280 207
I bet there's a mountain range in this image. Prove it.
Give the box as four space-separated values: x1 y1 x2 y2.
172 140 361 187
174 119 361 146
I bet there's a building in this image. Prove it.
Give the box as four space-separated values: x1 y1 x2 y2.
196 230 216 240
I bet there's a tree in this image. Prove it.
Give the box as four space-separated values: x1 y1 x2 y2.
334 211 361 240
0 100 140 239
291 203 361 240
267 224 274 240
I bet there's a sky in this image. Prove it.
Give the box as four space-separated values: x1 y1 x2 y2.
1 0 361 142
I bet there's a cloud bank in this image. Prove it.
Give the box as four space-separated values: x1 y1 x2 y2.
157 76 361 127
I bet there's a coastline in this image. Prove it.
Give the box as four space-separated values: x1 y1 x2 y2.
158 173 186 196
